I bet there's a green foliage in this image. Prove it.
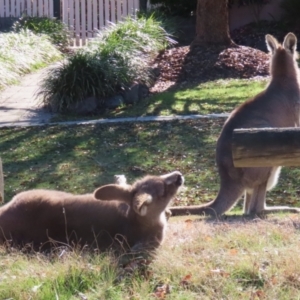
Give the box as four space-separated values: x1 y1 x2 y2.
90 15 176 54
39 16 176 112
150 0 197 16
39 51 134 111
137 9 179 39
13 16 71 51
0 30 62 90
280 0 300 28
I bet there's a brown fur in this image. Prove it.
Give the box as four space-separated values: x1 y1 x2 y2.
0 157 3 204
0 171 183 252
171 33 300 217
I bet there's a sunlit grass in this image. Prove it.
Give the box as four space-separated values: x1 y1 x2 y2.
51 78 268 122
0 30 62 90
119 78 268 117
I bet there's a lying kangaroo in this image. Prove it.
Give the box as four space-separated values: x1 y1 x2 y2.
0 171 183 252
171 32 300 217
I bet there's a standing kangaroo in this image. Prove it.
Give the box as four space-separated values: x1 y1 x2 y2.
171 33 300 217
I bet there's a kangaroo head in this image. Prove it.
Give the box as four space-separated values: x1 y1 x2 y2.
265 33 298 77
266 32 297 55
94 171 184 218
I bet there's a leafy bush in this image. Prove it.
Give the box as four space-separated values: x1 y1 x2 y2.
137 9 179 40
13 16 71 51
39 16 176 112
0 30 62 90
150 0 197 16
91 15 176 54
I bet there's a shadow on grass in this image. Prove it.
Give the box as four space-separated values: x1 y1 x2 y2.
140 43 269 117
0 118 224 202
1 118 299 210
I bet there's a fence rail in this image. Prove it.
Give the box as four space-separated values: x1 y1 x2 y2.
0 0 53 18
0 0 139 46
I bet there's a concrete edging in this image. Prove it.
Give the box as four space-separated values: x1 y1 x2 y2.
0 113 229 128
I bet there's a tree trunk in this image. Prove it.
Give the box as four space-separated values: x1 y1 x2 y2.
193 0 233 46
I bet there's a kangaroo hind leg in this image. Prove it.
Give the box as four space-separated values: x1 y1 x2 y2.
246 182 300 215
244 184 267 216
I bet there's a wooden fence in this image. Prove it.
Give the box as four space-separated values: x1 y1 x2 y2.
0 0 53 18
63 0 139 46
0 0 139 46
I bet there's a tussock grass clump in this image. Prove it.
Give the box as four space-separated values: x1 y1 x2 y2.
13 16 71 52
0 30 62 90
39 16 176 112
89 15 176 55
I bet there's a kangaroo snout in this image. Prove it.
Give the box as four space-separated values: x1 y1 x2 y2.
160 171 184 186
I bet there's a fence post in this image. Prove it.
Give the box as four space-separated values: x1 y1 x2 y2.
53 0 61 18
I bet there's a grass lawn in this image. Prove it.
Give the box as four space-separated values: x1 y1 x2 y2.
2 118 298 207
119 79 268 117
52 78 268 122
1 119 300 299
2 214 300 299
0 70 298 300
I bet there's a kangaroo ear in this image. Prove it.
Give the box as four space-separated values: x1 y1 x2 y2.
265 34 279 54
94 184 132 204
133 193 153 216
283 32 297 54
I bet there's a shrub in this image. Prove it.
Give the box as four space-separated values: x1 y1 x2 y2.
89 15 176 56
0 30 62 90
13 16 71 51
39 16 176 112
39 51 135 112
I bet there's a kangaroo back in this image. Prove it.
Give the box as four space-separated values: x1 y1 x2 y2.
171 33 300 217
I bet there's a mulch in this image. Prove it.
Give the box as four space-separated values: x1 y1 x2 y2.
150 20 300 93
150 43 270 93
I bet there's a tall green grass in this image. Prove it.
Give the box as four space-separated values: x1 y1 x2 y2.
13 16 71 52
39 16 176 112
0 30 62 90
